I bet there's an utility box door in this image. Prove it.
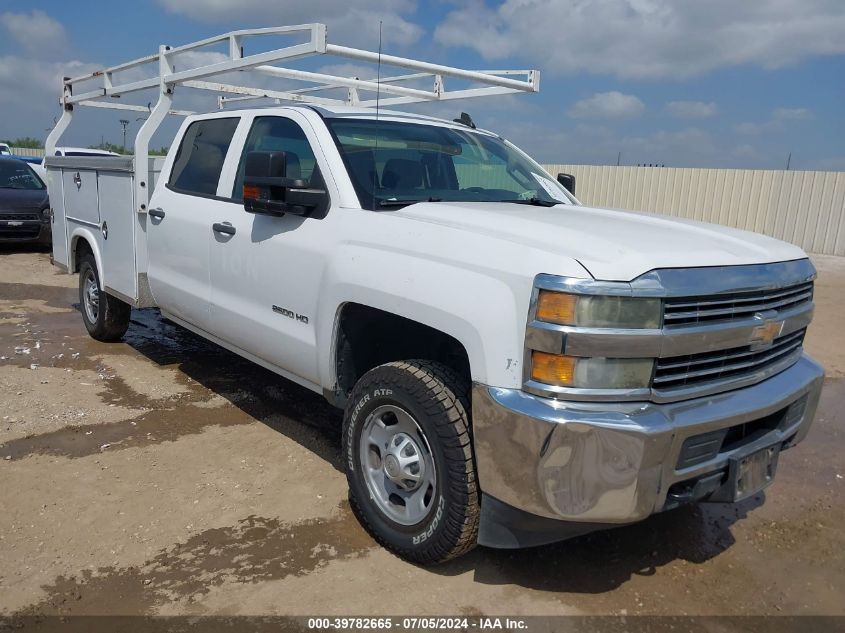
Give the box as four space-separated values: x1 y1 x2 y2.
46 168 69 269
61 169 100 226
98 172 137 301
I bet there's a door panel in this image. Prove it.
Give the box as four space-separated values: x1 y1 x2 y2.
146 186 215 330
210 115 328 385
210 207 326 384
146 116 240 331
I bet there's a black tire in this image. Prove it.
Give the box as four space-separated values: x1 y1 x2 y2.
343 360 479 564
78 253 130 342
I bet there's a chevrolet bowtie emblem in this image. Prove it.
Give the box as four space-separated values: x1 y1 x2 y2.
750 317 784 350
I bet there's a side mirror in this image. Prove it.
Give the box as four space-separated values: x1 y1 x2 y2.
243 150 327 217
243 150 306 190
556 173 576 195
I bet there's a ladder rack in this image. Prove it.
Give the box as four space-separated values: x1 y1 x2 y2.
45 23 539 214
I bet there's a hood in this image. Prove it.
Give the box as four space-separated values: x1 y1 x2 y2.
392 201 807 281
0 188 48 212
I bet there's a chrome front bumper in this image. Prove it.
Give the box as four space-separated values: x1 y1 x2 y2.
472 354 824 548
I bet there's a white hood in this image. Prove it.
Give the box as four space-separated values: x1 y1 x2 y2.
393 202 807 281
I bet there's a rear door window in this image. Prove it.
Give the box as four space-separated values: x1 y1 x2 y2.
168 118 239 197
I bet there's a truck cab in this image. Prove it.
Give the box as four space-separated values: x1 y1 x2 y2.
44 26 824 564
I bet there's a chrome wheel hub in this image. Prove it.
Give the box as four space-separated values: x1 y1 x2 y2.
82 269 99 324
360 404 437 526
381 432 426 491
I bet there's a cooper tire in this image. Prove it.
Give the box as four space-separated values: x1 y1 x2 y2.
343 360 479 564
78 253 130 342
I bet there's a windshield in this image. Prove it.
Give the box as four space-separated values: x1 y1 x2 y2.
326 118 572 209
0 161 44 190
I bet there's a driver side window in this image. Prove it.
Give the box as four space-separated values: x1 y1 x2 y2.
232 116 318 201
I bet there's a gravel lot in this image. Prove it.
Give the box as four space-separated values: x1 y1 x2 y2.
0 248 843 617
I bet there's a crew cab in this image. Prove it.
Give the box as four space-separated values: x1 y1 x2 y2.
43 27 824 564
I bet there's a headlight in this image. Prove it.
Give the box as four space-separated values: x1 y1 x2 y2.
536 290 661 329
531 352 653 389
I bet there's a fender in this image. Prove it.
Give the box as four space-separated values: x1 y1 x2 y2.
316 241 587 391
69 228 105 288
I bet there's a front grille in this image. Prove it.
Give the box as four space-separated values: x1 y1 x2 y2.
654 328 806 391
0 228 41 238
664 281 813 325
0 212 41 221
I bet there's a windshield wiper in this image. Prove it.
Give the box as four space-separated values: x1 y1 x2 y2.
498 197 560 207
378 197 442 208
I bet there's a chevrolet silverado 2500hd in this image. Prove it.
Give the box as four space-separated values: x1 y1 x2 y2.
44 26 824 564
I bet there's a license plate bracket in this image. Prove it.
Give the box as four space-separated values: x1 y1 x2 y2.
727 443 780 502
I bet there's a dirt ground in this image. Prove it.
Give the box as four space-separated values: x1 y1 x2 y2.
0 247 843 618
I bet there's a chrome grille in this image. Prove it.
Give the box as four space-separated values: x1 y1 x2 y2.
664 281 814 325
654 328 806 390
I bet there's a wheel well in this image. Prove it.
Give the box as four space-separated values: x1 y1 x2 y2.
334 303 471 401
72 236 93 273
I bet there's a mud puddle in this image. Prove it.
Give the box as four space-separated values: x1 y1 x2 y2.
15 504 375 616
1 280 343 463
0 403 249 460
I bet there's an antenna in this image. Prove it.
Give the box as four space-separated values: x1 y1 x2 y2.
372 20 383 211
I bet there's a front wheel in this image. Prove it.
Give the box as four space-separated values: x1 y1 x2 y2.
343 360 479 564
78 253 130 342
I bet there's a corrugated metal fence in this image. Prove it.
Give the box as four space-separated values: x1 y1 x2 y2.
543 164 845 257
10 147 45 157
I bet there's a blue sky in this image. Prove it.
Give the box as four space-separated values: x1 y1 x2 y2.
1 0 843 170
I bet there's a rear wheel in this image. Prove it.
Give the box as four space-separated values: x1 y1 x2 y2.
343 360 479 564
78 254 130 341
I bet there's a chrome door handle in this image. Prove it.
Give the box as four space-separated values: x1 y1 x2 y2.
148 208 165 219
212 222 236 236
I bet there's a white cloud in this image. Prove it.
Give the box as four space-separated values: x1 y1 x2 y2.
0 55 106 143
0 10 67 54
736 107 813 134
155 0 423 48
434 0 845 79
666 100 718 119
568 92 645 119
772 107 812 121
0 56 96 106
0 54 191 147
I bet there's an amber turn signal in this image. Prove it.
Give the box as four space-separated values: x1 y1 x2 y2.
536 290 577 325
530 351 576 387
243 184 261 200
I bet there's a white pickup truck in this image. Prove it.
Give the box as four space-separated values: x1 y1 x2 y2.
44 26 824 564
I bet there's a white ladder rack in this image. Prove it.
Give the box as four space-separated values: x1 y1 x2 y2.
45 23 539 214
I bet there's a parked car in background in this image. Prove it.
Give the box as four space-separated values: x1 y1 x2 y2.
0 156 51 245
0 143 12 155
25 157 47 181
33 146 119 182
50 147 120 158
